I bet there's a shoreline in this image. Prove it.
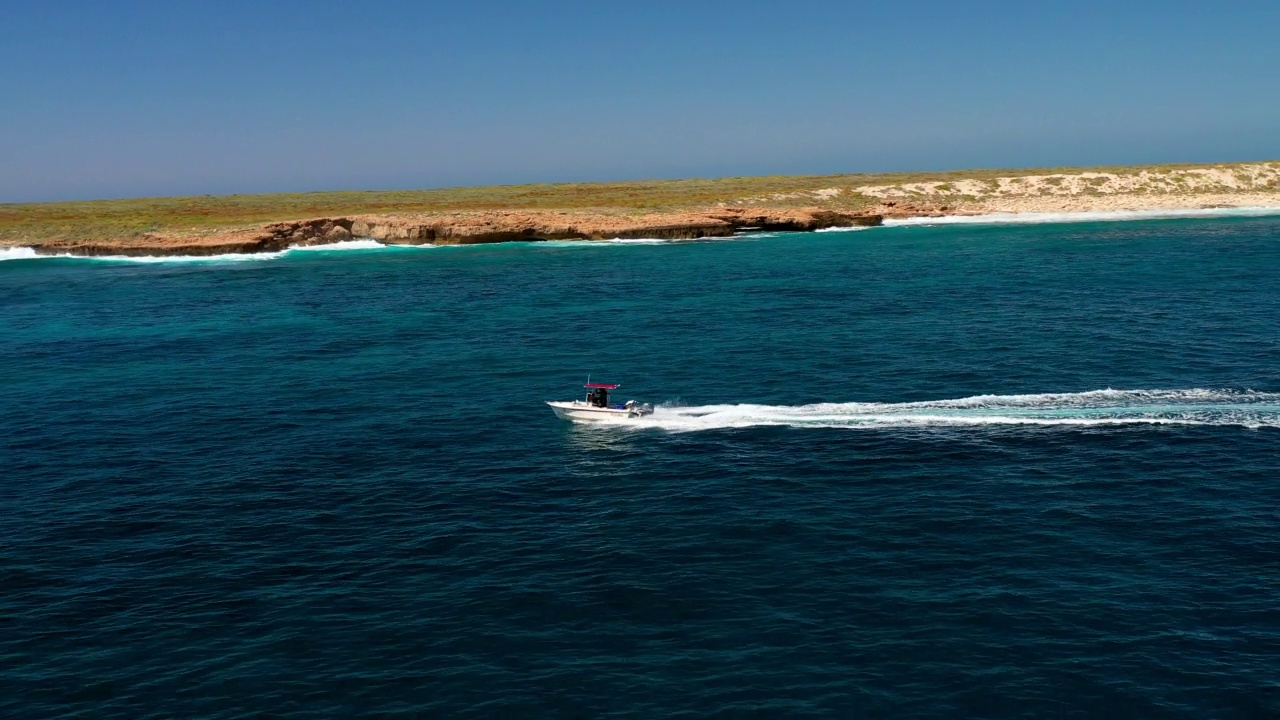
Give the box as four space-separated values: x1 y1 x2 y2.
5 200 1280 259
5 203 1280 262
4 162 1279 258
3 208 887 258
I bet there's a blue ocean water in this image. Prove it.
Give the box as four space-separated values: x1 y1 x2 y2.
2 215 1278 718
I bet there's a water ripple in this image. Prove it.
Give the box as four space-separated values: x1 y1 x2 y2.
2 216 1279 717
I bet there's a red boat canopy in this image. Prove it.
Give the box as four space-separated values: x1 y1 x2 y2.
584 383 620 389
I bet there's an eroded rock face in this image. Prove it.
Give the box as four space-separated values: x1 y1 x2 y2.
869 201 956 219
21 208 884 257
350 212 739 245
261 218 356 248
325 225 353 242
709 207 882 231
348 208 881 246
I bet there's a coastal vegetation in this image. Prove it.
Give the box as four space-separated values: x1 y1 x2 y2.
2 161 1277 248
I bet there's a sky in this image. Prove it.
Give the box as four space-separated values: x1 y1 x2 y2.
2 0 1277 202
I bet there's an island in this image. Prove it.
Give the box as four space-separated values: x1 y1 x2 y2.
2 161 1278 257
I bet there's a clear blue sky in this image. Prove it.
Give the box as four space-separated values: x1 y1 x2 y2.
2 0 1277 202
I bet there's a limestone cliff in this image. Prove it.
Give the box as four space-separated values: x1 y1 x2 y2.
22 208 883 256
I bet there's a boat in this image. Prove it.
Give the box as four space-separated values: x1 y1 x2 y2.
548 382 655 422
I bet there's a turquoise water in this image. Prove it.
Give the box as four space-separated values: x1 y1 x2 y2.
3 216 1279 717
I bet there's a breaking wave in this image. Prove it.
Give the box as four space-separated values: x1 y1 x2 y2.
813 225 876 233
539 237 725 247
0 239 426 263
285 239 388 252
0 237 714 262
0 247 40 261
883 206 1280 228
607 389 1280 432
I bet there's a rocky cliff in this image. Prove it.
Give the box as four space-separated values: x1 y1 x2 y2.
25 208 884 256
350 208 881 245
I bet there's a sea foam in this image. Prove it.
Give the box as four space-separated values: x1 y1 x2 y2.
596 389 1280 432
0 247 43 261
813 225 876 233
0 239 410 263
286 239 390 252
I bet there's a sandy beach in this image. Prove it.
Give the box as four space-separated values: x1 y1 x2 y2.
855 163 1280 217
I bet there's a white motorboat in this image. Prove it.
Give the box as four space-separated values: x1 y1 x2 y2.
548 382 654 422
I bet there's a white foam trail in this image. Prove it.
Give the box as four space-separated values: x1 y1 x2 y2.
92 251 289 263
0 239 417 263
814 225 875 233
541 232 806 246
539 238 685 247
536 240 606 248
287 239 388 252
884 206 1280 228
596 389 1280 432
0 245 289 263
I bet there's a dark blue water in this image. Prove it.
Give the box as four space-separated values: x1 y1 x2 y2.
3 217 1279 718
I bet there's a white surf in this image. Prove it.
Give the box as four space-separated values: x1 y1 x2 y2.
602 389 1280 432
0 239 417 263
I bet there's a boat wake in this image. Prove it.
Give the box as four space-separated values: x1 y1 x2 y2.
610 389 1280 432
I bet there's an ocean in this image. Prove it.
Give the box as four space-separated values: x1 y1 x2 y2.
2 213 1278 717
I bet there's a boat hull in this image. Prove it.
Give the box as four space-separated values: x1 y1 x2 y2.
547 401 644 422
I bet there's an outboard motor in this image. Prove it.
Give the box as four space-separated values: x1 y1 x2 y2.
624 400 655 417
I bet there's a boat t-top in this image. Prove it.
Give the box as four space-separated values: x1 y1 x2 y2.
548 382 655 422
